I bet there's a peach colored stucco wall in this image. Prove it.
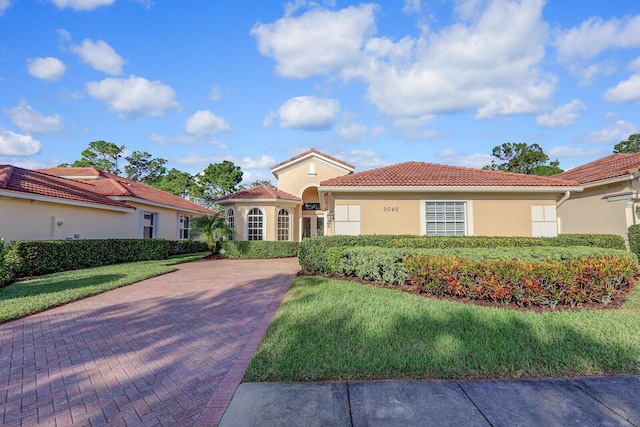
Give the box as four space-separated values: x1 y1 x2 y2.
556 182 632 239
0 197 137 242
277 159 350 198
225 203 298 241
332 192 560 237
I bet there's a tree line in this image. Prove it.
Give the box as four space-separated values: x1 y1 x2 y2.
61 135 640 206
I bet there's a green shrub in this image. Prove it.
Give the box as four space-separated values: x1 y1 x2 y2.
326 246 636 286
405 255 639 308
629 225 640 260
167 240 209 255
299 234 627 274
0 238 8 287
222 241 299 259
4 239 171 278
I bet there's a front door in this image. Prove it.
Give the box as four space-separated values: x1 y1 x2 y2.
302 215 324 239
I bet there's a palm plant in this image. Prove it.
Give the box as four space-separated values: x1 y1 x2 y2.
188 213 233 255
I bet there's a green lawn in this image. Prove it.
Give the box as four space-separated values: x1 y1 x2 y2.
0 253 209 324
245 275 640 381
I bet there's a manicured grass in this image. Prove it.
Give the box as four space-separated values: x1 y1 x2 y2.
0 252 209 324
245 276 640 381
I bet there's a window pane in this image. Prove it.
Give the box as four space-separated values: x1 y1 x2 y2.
425 202 466 236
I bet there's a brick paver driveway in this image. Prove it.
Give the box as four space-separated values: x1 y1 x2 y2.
0 257 300 427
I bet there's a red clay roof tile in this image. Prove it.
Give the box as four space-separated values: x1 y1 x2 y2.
554 153 640 184
270 148 355 172
320 162 580 188
217 185 301 202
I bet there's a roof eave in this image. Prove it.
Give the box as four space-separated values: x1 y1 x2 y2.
319 185 584 193
108 196 212 214
0 189 135 212
217 198 301 205
270 152 355 177
580 172 640 189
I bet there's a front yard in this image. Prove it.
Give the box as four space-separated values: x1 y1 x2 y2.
245 275 640 381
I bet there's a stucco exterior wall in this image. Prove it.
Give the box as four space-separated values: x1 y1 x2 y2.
331 192 561 237
225 203 298 241
0 197 137 242
557 182 633 239
277 159 350 197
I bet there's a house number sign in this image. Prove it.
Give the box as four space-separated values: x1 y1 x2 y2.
383 206 399 212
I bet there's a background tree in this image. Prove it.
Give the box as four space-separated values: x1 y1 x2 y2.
192 160 243 207
59 140 124 175
152 168 195 198
483 142 563 176
188 213 233 255
124 151 167 184
613 134 640 154
250 179 275 188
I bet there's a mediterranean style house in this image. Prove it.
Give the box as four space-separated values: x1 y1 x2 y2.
217 149 583 242
0 165 214 242
555 153 640 240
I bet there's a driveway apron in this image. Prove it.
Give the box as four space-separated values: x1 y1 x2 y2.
0 258 300 427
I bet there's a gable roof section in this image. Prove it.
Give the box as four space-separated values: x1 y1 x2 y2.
270 148 355 177
554 153 640 185
0 165 133 210
217 185 301 203
320 162 580 191
37 167 214 214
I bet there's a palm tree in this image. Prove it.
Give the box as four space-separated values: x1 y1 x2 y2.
189 213 233 255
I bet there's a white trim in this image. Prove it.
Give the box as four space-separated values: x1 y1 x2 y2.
321 185 582 193
276 208 292 241
108 196 210 215
420 200 473 236
271 152 354 177
0 189 134 212
605 191 640 202
217 198 300 207
580 173 640 189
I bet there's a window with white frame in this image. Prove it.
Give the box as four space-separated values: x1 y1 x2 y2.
226 208 235 241
143 212 158 239
425 202 466 236
277 209 290 241
247 208 264 241
178 214 191 240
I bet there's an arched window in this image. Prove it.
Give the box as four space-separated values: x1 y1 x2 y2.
247 208 264 241
277 209 290 241
226 208 235 241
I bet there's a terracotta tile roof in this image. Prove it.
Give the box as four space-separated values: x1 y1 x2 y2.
554 153 640 184
270 148 355 172
0 165 133 209
320 162 580 188
37 167 214 214
217 185 302 202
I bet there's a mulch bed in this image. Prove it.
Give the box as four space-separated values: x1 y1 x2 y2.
297 271 627 313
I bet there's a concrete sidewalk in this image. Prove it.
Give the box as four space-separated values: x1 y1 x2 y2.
220 376 640 426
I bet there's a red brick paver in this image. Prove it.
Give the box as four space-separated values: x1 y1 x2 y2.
0 258 300 427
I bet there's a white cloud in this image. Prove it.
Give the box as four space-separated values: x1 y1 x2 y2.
603 74 640 104
86 75 180 118
251 4 378 78
0 129 42 156
370 125 387 137
50 0 115 11
4 100 64 134
353 0 553 119
585 120 639 144
548 146 602 158
237 154 276 169
71 39 125 75
458 153 494 168
175 153 275 172
555 14 640 65
209 85 222 101
276 96 339 130
336 122 367 142
27 57 66 82
339 149 386 170
629 56 640 72
536 99 586 128
185 110 231 135
0 0 11 15
402 0 421 14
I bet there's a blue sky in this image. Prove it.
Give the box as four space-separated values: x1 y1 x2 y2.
1 0 640 184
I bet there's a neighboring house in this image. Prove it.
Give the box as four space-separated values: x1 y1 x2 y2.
0 165 214 242
217 148 582 241
556 153 640 241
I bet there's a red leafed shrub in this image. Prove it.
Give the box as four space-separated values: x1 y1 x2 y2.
404 255 639 308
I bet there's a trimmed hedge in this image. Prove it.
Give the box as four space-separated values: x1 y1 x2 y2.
168 240 209 255
405 255 639 308
0 238 8 287
3 239 172 279
326 246 637 286
629 224 640 260
222 241 299 259
299 234 627 274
